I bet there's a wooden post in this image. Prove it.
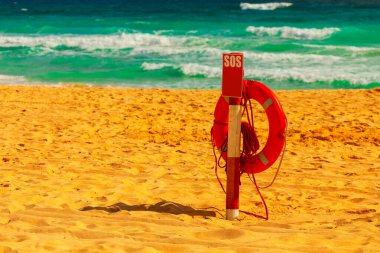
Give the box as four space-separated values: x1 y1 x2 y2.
222 53 244 220
226 97 241 220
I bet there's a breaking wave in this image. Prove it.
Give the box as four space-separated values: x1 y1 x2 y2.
249 68 380 86
0 33 185 51
0 74 27 84
298 43 380 53
141 62 220 78
240 2 293 10
141 62 172 71
246 26 340 40
141 62 379 86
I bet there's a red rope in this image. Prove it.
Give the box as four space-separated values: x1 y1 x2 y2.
245 174 269 220
240 122 260 162
240 92 268 220
211 127 226 194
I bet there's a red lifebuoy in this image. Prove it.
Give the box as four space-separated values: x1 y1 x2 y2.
211 80 287 174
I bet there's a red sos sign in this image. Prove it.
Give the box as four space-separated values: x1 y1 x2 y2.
222 53 244 98
223 54 242 68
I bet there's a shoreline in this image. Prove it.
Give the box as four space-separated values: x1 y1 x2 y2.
0 85 379 252
0 82 379 91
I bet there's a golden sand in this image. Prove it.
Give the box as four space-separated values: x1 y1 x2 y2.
0 85 379 252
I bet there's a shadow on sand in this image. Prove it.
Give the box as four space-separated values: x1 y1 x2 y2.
80 200 219 218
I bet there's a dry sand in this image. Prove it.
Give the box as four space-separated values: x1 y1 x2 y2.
0 85 379 253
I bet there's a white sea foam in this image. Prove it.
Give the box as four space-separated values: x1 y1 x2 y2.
0 33 184 51
140 57 379 86
132 44 340 65
153 30 173 35
141 62 172 70
179 63 220 78
141 60 379 85
134 46 341 66
141 62 220 78
246 26 340 40
130 46 222 57
244 51 341 63
240 2 292 10
186 30 198 35
244 66 380 85
0 74 27 83
299 43 380 53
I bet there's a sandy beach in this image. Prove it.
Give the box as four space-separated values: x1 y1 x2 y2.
0 85 379 252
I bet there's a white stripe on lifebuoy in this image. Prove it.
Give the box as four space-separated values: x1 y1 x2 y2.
258 152 269 165
262 98 273 110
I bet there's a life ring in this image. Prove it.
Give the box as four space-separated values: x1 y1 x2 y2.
212 80 287 174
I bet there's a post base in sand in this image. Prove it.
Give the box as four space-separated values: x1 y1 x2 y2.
226 209 239 220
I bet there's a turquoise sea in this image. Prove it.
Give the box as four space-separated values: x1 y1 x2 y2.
0 0 379 89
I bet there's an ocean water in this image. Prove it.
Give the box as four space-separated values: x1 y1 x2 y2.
0 0 379 89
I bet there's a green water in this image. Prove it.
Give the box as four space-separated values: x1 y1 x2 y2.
0 0 379 89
